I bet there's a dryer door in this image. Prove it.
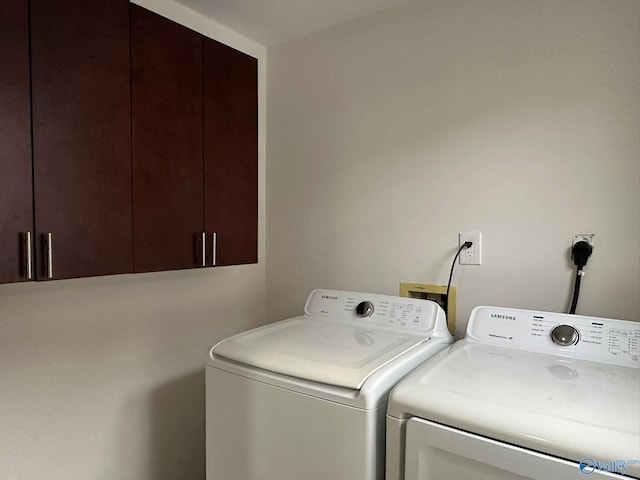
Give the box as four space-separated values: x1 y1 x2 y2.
404 418 629 480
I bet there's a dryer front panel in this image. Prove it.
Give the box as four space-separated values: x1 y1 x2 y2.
404 418 631 480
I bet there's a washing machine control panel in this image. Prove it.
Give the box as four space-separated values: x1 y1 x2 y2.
304 289 446 333
467 306 640 366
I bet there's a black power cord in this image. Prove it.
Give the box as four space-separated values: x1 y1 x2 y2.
569 241 593 314
445 241 473 328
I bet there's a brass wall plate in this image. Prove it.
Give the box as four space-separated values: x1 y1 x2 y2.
399 283 456 335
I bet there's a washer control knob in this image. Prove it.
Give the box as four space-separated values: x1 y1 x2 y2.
355 301 374 317
551 324 579 346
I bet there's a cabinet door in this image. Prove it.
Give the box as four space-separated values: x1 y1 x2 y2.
0 0 32 283
30 0 132 280
204 39 258 266
131 5 204 273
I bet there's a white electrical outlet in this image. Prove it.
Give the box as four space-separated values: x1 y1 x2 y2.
572 233 594 247
459 232 482 265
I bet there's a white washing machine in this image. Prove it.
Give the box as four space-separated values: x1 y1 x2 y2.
387 306 640 480
206 289 453 480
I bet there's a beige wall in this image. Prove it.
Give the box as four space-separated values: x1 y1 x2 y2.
0 1 267 479
266 0 640 332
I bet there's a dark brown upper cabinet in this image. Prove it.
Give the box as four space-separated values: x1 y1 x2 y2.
131 5 205 273
0 0 33 283
132 5 258 272
30 0 133 280
0 2 257 284
204 39 258 267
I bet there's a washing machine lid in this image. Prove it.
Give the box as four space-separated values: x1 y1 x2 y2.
211 316 429 390
388 340 640 470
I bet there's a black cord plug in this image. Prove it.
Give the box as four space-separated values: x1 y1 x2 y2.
463 241 473 249
571 241 593 270
569 240 593 314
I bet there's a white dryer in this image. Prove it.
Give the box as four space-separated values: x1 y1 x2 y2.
387 306 640 480
206 289 453 480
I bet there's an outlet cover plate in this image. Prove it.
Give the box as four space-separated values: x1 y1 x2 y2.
572 234 594 247
459 232 482 265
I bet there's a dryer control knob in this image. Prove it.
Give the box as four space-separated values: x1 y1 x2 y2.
355 301 374 317
551 324 579 346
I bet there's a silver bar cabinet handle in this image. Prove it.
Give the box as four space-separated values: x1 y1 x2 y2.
212 232 217 266
46 232 53 279
25 231 33 280
201 232 206 267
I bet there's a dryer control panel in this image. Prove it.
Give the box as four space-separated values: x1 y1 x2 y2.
466 306 639 367
304 289 449 336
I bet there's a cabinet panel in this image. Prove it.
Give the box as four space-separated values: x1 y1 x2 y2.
0 0 32 283
132 5 204 273
30 0 132 280
204 39 258 266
